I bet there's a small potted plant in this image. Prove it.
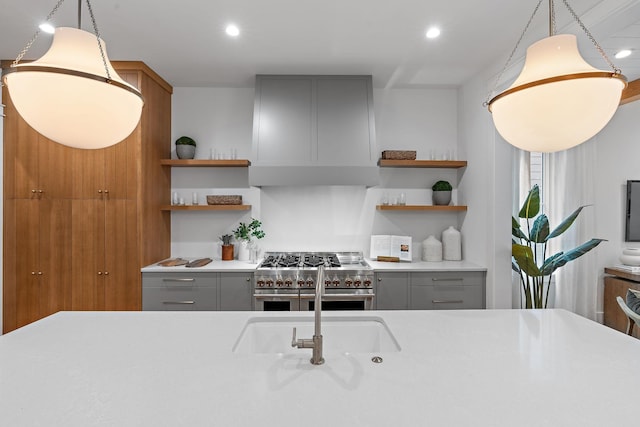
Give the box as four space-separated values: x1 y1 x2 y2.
432 180 452 205
219 234 234 261
175 136 196 159
233 218 266 261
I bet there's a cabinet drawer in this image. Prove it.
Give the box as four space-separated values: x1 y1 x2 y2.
410 284 484 310
410 271 484 287
142 272 217 288
142 287 218 311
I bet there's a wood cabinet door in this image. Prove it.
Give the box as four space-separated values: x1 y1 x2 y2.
104 200 140 310
71 200 106 310
12 200 40 328
38 199 73 318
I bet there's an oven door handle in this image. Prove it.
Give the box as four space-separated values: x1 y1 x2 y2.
299 294 375 300
253 294 299 299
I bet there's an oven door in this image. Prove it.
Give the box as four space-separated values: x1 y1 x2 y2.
254 290 300 311
300 289 374 311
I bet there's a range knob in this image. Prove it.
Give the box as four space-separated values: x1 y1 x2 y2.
276 276 284 287
354 275 362 287
265 277 274 288
297 277 306 288
257 276 265 287
284 276 293 288
344 275 353 287
332 275 340 287
363 277 372 287
324 278 332 286
306 276 314 288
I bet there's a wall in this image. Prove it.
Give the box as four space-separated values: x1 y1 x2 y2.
169 86 466 263
593 100 640 318
457 74 514 309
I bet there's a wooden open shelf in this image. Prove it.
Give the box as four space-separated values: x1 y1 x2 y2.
376 205 467 212
161 204 252 211
160 159 251 167
378 159 467 168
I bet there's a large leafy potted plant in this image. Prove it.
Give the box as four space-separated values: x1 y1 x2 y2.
512 185 605 308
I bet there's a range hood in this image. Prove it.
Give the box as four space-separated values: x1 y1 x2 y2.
249 74 380 187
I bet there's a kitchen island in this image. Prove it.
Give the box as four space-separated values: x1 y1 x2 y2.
1 309 637 426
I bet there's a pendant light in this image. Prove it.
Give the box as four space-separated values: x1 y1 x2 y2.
485 0 627 153
1 0 143 149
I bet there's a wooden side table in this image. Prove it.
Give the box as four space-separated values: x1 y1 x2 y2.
604 267 640 339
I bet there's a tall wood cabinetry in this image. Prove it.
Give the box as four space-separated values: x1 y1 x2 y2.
3 61 172 333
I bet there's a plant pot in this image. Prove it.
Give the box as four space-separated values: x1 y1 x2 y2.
221 244 234 261
176 145 196 159
237 241 250 261
432 190 451 206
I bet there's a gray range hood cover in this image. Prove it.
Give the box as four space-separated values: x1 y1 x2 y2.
249 165 380 187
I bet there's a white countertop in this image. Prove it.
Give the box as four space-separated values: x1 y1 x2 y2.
1 309 637 426
142 258 486 273
366 259 486 272
141 259 259 273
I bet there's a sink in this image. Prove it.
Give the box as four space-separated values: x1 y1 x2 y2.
232 315 401 354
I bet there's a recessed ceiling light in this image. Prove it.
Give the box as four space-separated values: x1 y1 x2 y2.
39 23 55 34
425 27 441 39
615 49 632 59
225 24 240 37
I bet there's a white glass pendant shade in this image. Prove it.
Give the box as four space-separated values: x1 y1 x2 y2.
489 34 626 153
2 27 143 149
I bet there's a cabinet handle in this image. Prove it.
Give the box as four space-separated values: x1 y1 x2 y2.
31 272 36 275
378 278 382 282
31 190 36 193
98 190 103 194
37 272 43 275
431 278 463 282
246 277 251 282
38 190 43 193
162 301 195 305
104 271 109 276
432 299 464 304
104 190 109 194
162 278 196 282
97 272 102 275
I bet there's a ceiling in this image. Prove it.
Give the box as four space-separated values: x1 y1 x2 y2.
1 0 640 89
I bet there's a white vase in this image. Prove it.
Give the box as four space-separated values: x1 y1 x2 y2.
422 235 443 262
237 241 250 261
442 226 462 261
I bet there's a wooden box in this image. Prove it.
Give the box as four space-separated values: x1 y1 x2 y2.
206 195 243 205
381 150 417 160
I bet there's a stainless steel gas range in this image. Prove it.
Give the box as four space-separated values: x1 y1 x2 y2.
254 251 374 311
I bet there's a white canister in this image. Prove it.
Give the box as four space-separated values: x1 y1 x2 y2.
422 235 443 262
442 226 462 261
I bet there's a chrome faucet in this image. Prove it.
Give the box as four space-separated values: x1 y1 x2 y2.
291 265 324 365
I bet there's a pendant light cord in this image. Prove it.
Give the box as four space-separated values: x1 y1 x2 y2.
484 0 622 107
12 0 66 67
483 0 544 107
561 0 620 74
85 0 112 81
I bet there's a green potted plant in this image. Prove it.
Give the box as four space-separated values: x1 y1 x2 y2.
233 218 266 261
175 136 196 159
432 180 452 205
512 185 605 308
219 234 234 261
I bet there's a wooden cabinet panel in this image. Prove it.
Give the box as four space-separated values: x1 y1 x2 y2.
104 200 140 310
3 61 172 333
6 199 72 329
604 272 640 339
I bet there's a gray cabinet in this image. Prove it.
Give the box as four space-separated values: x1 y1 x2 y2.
252 75 376 166
219 272 253 311
374 270 486 310
375 272 410 310
142 272 253 311
410 271 486 310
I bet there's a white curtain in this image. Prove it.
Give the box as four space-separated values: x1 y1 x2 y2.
545 139 599 319
512 149 530 308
